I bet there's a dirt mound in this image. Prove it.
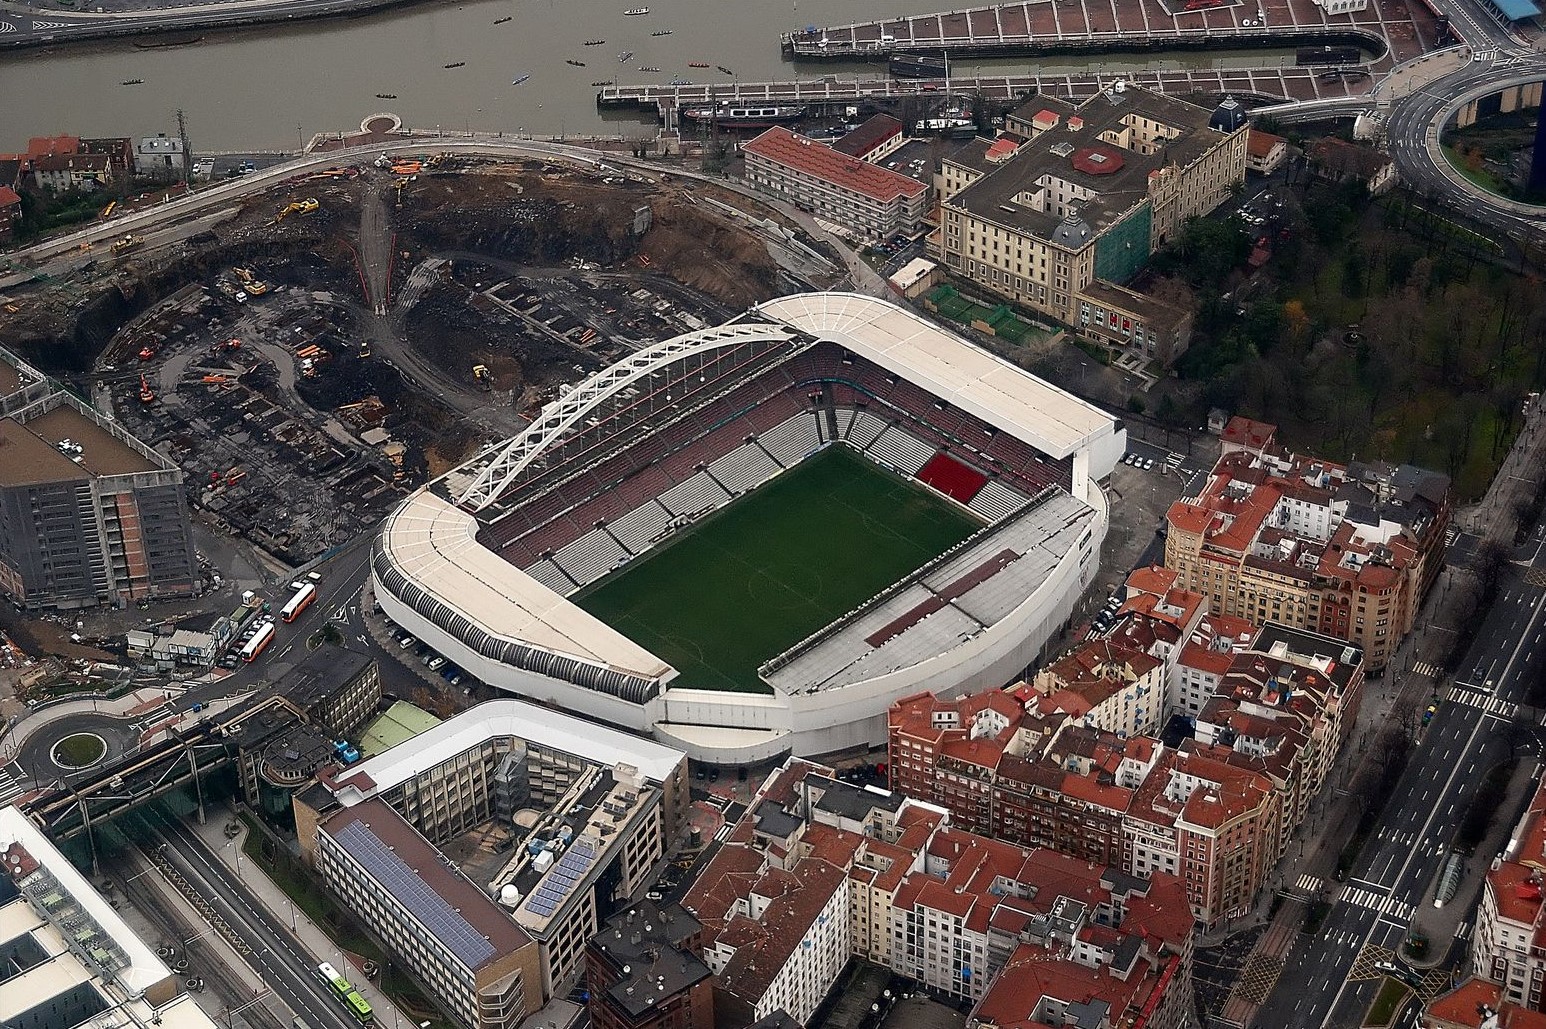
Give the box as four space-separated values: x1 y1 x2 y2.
638 198 780 309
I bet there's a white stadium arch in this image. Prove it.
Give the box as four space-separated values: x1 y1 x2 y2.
457 322 799 511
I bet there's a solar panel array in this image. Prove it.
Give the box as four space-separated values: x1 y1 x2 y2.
334 821 497 969
523 838 600 918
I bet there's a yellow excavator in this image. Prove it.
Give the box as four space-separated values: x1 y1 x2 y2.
232 267 269 295
274 198 320 223
472 364 492 391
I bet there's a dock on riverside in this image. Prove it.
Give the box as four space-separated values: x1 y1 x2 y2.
778 0 1440 67
597 66 1370 125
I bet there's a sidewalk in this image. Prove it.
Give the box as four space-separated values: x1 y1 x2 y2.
1209 404 1546 1025
198 812 417 1029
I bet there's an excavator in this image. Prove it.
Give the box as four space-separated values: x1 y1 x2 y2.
274 198 320 223
472 364 493 391
232 267 269 295
138 374 156 404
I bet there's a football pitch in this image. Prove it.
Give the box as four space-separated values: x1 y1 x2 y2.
575 446 981 692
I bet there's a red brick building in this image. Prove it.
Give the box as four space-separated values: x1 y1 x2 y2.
586 901 714 1029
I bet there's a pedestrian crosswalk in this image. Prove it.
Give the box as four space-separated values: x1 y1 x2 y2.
1338 884 1416 921
1445 528 1460 547
712 823 733 843
0 766 25 805
1411 661 1441 678
1455 921 1472 940
1295 874 1322 893
1449 689 1517 720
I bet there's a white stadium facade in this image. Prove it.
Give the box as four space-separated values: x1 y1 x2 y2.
372 293 1124 764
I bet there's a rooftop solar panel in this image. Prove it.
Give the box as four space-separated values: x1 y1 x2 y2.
334 821 497 969
521 839 601 920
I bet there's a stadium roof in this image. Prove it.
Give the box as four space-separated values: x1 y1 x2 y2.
754 293 1113 459
764 492 1095 692
330 697 686 806
379 489 675 682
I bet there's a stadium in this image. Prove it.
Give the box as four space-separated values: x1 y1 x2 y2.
372 293 1123 763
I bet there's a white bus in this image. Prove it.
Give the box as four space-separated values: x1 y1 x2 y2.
281 583 317 623
240 622 276 662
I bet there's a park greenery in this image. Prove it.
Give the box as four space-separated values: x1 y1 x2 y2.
1145 167 1546 499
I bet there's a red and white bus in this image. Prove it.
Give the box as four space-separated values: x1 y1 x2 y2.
240 622 276 662
281 583 317 623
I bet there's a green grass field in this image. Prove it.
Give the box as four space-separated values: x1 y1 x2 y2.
576 447 980 692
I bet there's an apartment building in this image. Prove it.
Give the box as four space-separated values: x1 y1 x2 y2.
316 800 543 1029
0 187 19 242
935 87 1247 365
0 345 197 610
1163 417 1450 671
297 699 689 1012
1475 778 1546 1009
1425 979 1546 1029
585 901 714 1029
31 153 115 193
888 567 1364 926
682 759 1194 1029
1031 637 1166 740
742 126 930 241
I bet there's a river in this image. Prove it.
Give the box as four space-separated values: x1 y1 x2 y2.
0 0 1302 150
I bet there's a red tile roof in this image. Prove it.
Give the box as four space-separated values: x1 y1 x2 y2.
0 187 18 208
743 127 927 203
1220 415 1276 450
1247 129 1286 158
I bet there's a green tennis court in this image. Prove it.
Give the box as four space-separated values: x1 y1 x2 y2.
575 446 981 692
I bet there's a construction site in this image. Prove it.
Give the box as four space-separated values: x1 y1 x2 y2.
0 154 825 569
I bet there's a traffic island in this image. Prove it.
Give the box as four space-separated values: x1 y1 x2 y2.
50 731 106 769
1365 978 1411 1028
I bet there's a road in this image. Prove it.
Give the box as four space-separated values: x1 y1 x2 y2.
136 803 364 1029
8 529 383 784
0 0 412 48
1255 524 1546 1028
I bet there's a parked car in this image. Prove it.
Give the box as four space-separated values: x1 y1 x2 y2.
428 656 446 671
399 635 416 649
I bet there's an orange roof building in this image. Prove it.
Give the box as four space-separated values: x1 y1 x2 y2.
1475 777 1546 1011
742 126 930 241
1163 422 1449 671
686 757 1195 1026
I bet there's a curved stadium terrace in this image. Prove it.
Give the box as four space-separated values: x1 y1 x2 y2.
373 293 1124 763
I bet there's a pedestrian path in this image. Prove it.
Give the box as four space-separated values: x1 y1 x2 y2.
1294 874 1322 894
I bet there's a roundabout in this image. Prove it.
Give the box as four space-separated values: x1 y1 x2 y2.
51 733 107 770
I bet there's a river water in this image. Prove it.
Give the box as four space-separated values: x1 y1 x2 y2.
0 0 1298 150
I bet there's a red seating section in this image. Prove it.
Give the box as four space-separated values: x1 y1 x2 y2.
916 453 989 505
